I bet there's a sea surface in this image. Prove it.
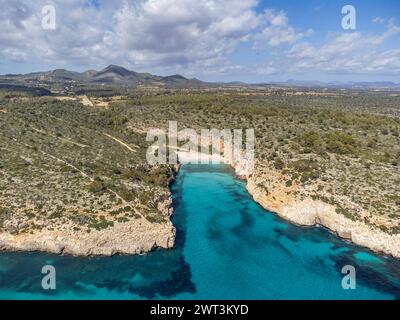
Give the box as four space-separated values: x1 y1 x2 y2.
0 164 399 299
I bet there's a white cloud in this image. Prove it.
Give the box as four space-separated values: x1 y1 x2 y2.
372 17 385 24
0 0 261 73
0 0 125 65
0 1 399 79
280 19 400 76
253 9 313 50
108 0 261 69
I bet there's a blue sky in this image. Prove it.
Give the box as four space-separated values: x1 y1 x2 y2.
1 0 399 82
225 0 400 82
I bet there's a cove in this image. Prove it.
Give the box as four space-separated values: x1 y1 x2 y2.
0 164 399 299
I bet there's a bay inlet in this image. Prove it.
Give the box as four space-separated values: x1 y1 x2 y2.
0 164 399 299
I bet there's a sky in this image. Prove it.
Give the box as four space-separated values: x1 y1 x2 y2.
0 0 399 82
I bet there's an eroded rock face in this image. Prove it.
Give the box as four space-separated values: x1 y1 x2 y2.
0 167 179 257
234 162 400 259
0 217 176 256
156 192 174 217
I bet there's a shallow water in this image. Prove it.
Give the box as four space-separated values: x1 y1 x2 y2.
0 164 399 299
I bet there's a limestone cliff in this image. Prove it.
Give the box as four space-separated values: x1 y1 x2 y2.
235 163 400 258
0 217 175 256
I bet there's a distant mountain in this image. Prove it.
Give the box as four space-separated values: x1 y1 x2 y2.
96 65 133 78
345 81 400 89
1 66 399 91
268 79 400 89
0 65 210 89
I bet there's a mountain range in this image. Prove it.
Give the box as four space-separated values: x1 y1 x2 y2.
268 79 400 89
0 65 209 89
1 65 399 90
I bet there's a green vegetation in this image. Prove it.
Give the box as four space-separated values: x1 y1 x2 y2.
88 178 107 193
0 86 399 234
0 93 172 233
118 90 399 231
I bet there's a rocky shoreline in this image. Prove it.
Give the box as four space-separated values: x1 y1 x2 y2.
0 218 175 256
1 156 398 259
0 166 180 257
231 161 400 259
175 151 400 259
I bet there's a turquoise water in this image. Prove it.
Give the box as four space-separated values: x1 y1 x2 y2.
0 164 399 299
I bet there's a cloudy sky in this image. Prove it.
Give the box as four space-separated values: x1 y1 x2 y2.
1 0 400 82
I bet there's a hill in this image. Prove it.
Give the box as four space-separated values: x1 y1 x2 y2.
0 65 210 89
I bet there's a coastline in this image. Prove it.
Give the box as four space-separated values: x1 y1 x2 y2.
0 166 180 257
230 161 400 259
1 151 398 259
0 218 175 256
171 150 400 259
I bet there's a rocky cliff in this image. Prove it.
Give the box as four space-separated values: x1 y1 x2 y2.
0 167 179 257
235 163 400 258
0 217 175 256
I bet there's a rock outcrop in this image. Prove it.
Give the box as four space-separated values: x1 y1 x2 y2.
239 164 400 258
0 166 179 257
0 217 175 256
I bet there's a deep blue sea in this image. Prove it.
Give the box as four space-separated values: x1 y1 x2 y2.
0 164 399 299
